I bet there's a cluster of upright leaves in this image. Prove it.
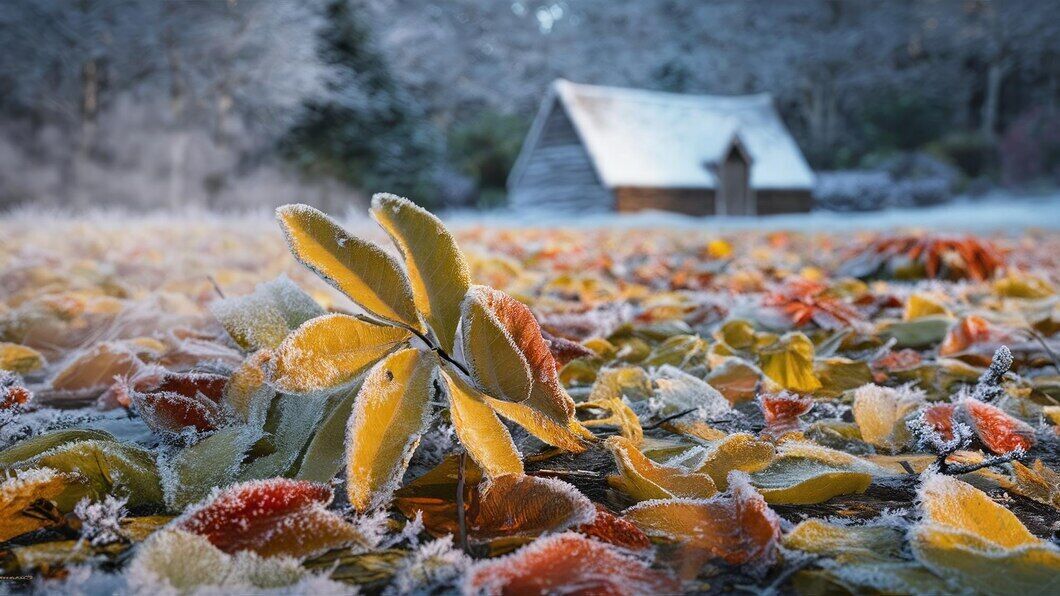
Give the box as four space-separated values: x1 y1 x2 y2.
273 195 590 511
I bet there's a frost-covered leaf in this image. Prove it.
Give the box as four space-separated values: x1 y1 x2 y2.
814 357 873 397
346 347 438 511
749 442 879 505
0 342 44 374
903 293 952 320
210 274 325 351
1002 460 1060 510
371 193 470 351
961 397 1036 454
758 332 822 392
910 474 1060 596
852 384 923 451
624 472 781 566
0 467 75 541
177 478 363 558
296 381 364 483
129 371 228 434
270 313 411 395
461 286 577 427
276 203 422 330
441 368 523 478
483 395 592 453
878 315 953 348
0 428 115 467
459 286 534 404
49 341 144 393
783 518 904 563
606 436 717 501
693 433 776 490
222 349 275 426
705 357 762 403
239 390 333 481
464 532 681 595
652 364 731 418
127 529 339 593
575 504 651 550
759 392 813 440
3 435 162 509
162 425 263 509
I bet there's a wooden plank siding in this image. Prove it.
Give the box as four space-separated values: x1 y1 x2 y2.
614 187 716 216
508 102 614 212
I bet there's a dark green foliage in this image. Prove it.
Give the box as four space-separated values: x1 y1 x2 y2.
857 90 951 153
281 0 443 207
448 111 527 208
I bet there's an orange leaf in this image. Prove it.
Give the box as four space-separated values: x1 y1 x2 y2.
464 532 681 595
961 399 1036 454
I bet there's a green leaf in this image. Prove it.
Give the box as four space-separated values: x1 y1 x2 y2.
276 203 422 330
162 426 264 509
371 193 471 352
296 380 365 483
210 274 325 351
239 393 333 481
878 316 953 348
0 429 115 467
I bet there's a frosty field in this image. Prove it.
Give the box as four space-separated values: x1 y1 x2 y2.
0 201 1058 595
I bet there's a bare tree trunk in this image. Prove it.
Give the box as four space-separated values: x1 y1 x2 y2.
74 58 100 209
980 59 1009 141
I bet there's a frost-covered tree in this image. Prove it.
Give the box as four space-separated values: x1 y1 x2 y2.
281 0 444 208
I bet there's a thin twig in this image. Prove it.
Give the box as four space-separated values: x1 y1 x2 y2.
207 275 225 299
530 469 600 478
643 408 698 430
899 460 916 475
1026 327 1060 372
456 451 469 554
939 450 1026 476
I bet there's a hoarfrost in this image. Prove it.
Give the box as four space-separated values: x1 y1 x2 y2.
74 495 128 546
385 535 471 595
651 365 731 420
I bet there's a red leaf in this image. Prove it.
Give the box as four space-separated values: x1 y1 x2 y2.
962 399 1036 454
759 392 813 440
177 478 360 558
576 505 651 551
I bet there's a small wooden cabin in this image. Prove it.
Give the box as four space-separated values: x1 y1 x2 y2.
507 80 815 215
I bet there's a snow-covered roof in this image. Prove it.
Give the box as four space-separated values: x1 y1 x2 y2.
526 79 815 190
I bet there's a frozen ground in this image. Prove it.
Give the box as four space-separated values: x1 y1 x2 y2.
446 191 1060 232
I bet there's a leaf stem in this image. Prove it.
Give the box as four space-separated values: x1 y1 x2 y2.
643 408 698 430
456 450 469 553
405 324 472 376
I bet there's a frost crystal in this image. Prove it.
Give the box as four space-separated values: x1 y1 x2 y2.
386 535 471 595
970 345 1013 403
74 495 128 546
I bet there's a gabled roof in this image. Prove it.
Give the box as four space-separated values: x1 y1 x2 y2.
510 79 815 191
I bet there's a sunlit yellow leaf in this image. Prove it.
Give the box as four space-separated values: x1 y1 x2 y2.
758 332 822 392
442 368 523 478
0 468 75 541
606 436 716 501
270 313 411 394
695 433 776 490
370 193 470 352
903 293 951 320
783 519 904 563
276 203 422 330
485 396 591 453
749 442 878 504
993 273 1055 299
851 384 923 451
911 474 1060 596
0 342 44 374
346 348 437 511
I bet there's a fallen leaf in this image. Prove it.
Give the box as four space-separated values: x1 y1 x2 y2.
606 436 717 501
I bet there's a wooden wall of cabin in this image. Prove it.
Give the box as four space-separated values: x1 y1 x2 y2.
614 187 716 216
755 189 813 214
507 103 614 212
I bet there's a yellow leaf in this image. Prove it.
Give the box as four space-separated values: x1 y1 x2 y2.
442 368 523 478
851 384 923 451
370 193 470 352
276 204 422 331
993 273 1055 299
485 396 590 453
783 519 904 563
1001 460 1060 509
695 433 776 490
707 239 733 259
0 468 75 541
606 436 716 501
749 442 877 504
903 293 952 320
911 474 1060 596
346 348 438 511
0 342 44 374
271 313 411 395
758 332 822 392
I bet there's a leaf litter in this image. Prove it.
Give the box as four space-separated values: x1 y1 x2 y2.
0 204 1057 593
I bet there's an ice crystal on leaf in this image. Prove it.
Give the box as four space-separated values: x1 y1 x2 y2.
73 494 127 546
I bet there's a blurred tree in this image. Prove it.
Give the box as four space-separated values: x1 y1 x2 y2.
448 111 527 208
281 0 443 207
